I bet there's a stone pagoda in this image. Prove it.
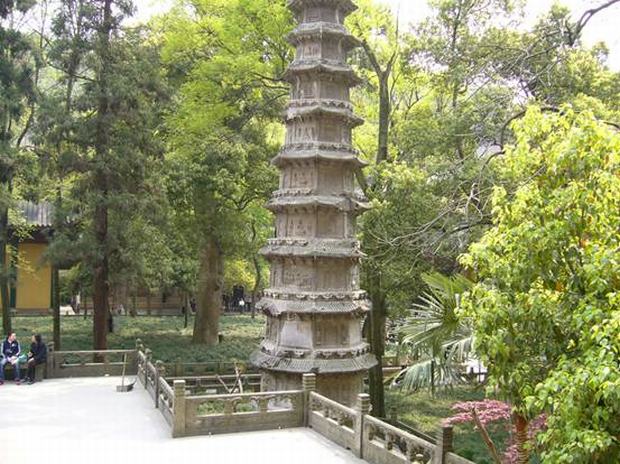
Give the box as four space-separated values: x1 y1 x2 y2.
250 0 376 406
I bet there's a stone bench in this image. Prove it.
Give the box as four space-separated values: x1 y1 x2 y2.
2 361 46 382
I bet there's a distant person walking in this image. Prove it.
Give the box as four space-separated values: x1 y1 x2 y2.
1 333 23 385
25 334 47 385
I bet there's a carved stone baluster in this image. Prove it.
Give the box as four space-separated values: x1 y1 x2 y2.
385 431 394 451
224 399 234 415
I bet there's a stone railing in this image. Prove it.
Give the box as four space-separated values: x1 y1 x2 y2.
164 373 262 395
132 342 474 464
46 342 137 379
162 360 258 377
307 389 365 457
174 384 305 438
158 375 175 427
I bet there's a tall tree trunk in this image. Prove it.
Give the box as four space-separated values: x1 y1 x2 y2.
92 202 109 351
92 0 113 352
250 221 262 319
251 256 261 319
514 413 530 464
193 237 223 346
368 267 386 417
0 206 11 335
52 266 61 349
377 73 391 163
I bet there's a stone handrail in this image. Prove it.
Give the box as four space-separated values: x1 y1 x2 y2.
132 344 474 464
308 391 367 457
163 360 258 377
363 414 437 464
174 384 305 438
165 373 262 395
47 343 137 379
158 376 174 426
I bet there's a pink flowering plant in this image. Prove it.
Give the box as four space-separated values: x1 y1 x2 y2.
444 399 546 464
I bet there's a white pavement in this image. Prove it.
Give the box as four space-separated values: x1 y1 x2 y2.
0 376 365 464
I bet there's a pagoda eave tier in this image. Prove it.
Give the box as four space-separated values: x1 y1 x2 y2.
285 104 364 127
250 351 376 374
261 239 363 259
273 145 368 168
257 296 370 316
287 0 357 15
288 23 361 50
283 63 363 85
266 194 370 212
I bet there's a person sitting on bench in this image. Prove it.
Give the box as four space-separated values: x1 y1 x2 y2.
1 333 22 385
25 334 47 385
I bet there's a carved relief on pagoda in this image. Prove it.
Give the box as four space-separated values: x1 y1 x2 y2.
303 6 337 23
317 163 345 194
313 316 364 348
316 260 351 291
321 79 348 101
292 76 350 104
319 119 342 143
281 260 315 290
286 211 315 238
293 78 318 100
281 164 316 190
286 117 348 146
317 209 344 238
286 119 318 144
280 314 313 349
269 260 283 288
295 38 344 63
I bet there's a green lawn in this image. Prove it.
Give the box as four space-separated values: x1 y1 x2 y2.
12 314 265 363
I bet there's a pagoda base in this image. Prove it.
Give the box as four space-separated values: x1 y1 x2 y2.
261 370 365 407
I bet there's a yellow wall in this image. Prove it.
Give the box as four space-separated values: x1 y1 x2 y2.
15 243 52 311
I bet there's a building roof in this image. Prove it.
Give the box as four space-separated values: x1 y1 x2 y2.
15 201 54 228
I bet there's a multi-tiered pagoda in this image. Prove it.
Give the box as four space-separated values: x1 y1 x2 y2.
250 0 376 406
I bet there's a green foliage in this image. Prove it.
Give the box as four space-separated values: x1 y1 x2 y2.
397 272 473 391
461 107 620 462
160 0 289 290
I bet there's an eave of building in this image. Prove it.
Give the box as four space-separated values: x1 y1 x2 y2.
273 145 368 168
283 62 363 86
285 104 364 128
262 288 368 301
287 0 357 16
261 246 363 261
257 297 370 316
266 193 370 213
250 350 377 374
287 23 361 50
258 343 372 360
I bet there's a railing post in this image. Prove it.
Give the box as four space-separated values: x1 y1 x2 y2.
46 342 55 379
434 425 454 464
302 373 316 427
103 351 110 375
356 393 370 459
172 380 186 438
389 405 398 423
154 360 164 409
175 358 183 377
144 349 152 389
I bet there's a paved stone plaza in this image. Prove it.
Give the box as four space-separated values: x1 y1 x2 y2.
0 377 365 464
